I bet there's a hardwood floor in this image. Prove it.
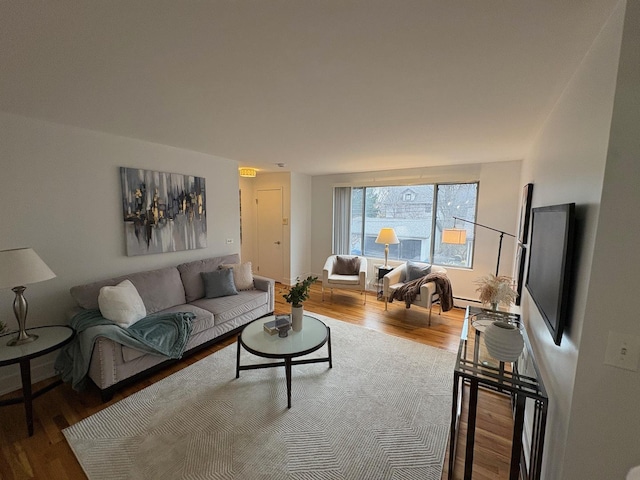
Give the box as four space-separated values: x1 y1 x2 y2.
0 283 513 479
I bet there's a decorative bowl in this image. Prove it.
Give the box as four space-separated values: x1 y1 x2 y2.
483 321 524 362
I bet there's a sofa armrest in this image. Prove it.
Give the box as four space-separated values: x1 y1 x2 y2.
88 337 122 390
252 274 272 292
383 264 405 296
358 256 368 284
419 281 437 298
322 256 335 285
253 274 275 312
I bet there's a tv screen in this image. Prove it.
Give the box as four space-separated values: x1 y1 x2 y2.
525 203 575 346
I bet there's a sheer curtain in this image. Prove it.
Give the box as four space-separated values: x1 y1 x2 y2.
332 187 351 254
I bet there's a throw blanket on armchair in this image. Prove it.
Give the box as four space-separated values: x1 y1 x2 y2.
55 309 194 391
389 272 454 312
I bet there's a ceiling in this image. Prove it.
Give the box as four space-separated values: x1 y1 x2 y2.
0 1 618 176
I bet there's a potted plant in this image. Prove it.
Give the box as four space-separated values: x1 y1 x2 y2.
475 274 518 311
283 275 317 331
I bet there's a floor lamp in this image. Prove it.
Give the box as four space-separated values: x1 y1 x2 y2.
442 216 517 276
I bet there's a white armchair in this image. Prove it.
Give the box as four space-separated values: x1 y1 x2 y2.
322 255 368 304
383 262 448 325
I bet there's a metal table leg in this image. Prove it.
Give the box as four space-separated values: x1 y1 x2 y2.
464 378 479 479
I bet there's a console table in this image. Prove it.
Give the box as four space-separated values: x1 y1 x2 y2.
449 307 548 480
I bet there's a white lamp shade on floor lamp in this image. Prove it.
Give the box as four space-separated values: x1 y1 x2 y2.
375 228 400 267
443 216 517 276
0 248 56 346
442 228 467 245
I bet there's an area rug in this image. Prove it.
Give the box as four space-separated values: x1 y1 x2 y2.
64 313 456 480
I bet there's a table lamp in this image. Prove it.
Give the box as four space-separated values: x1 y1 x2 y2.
375 228 399 267
0 248 56 346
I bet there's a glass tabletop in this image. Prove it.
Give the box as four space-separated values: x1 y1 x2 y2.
0 325 75 365
456 307 547 399
241 315 328 357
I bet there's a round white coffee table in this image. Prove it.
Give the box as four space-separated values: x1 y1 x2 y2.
235 314 332 408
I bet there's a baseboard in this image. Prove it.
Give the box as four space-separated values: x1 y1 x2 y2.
452 296 483 309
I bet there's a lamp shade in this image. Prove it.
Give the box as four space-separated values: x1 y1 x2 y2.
239 168 257 178
0 248 56 289
375 228 399 245
442 228 467 245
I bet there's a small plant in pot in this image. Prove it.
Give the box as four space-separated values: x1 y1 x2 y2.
283 275 317 331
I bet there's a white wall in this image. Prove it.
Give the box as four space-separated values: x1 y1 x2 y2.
290 172 312 282
239 176 256 263
519 1 627 477
564 0 640 477
0 112 241 394
310 161 522 302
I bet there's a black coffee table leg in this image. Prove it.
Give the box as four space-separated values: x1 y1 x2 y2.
327 327 332 368
235 335 241 379
285 357 292 408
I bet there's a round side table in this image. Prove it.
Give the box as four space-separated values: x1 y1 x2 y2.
0 325 75 436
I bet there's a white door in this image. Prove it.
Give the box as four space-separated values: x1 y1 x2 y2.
257 188 284 281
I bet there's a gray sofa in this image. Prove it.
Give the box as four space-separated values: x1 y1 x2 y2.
69 253 274 400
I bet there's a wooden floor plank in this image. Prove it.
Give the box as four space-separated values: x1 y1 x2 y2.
0 282 513 479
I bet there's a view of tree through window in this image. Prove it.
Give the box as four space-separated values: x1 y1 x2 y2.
347 183 478 268
434 183 478 267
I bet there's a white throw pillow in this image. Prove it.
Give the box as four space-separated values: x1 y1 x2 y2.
98 279 147 327
220 262 254 290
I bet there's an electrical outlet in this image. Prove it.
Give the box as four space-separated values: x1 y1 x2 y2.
604 331 640 371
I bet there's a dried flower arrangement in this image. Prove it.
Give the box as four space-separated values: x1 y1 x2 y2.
475 274 518 307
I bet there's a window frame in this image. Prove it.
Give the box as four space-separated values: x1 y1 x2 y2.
340 181 479 269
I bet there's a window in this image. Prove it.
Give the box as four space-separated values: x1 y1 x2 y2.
338 182 478 268
434 183 478 268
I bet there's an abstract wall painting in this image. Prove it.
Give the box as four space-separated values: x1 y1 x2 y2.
120 167 207 256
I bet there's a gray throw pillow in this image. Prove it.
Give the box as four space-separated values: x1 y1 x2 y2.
201 269 238 298
334 256 361 275
406 261 431 281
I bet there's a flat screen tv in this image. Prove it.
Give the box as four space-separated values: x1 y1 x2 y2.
525 203 576 346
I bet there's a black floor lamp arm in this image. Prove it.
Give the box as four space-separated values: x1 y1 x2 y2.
452 217 517 239
452 217 517 276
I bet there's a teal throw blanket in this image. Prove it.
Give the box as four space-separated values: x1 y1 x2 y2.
55 309 194 391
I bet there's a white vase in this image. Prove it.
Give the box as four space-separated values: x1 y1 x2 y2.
483 321 524 362
291 305 304 331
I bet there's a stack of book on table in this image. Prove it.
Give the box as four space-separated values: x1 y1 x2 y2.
263 315 292 335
